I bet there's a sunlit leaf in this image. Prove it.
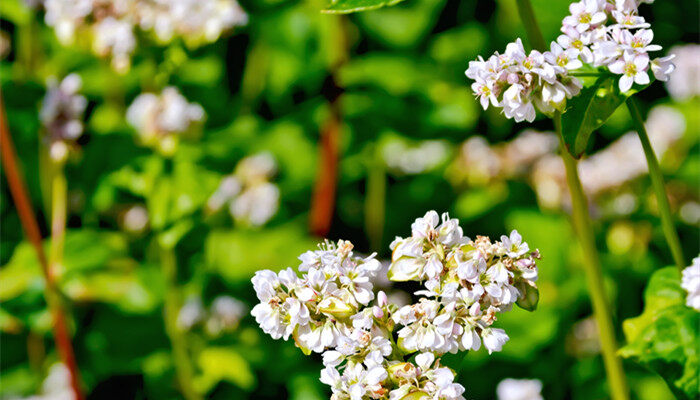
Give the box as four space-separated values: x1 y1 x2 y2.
323 0 407 14
621 267 699 399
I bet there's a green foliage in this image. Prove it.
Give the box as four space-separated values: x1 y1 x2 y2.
561 74 651 158
621 267 699 399
323 0 407 14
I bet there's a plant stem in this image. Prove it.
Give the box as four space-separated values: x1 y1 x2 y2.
365 144 386 252
554 114 630 400
160 243 201 400
626 97 685 269
514 0 547 51
49 161 67 276
513 1 630 396
0 94 84 400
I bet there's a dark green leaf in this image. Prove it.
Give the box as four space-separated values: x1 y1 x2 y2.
561 75 650 158
323 0 407 14
620 267 699 399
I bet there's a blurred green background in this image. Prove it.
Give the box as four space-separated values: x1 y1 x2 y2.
0 0 698 398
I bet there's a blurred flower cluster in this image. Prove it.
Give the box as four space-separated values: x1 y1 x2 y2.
251 211 540 399
681 256 700 311
39 74 87 163
126 86 205 155
41 0 248 72
207 152 280 227
177 295 247 336
496 378 544 400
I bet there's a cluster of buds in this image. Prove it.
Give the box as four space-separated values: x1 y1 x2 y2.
207 152 280 227
251 211 540 399
466 38 583 122
177 295 247 336
42 0 247 72
681 256 700 311
40 74 87 163
558 0 673 92
126 86 205 155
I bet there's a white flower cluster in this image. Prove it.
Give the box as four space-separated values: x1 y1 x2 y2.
558 0 673 92
466 38 582 122
451 131 558 186
251 211 540 399
681 256 700 311
207 152 280 227
40 74 87 163
389 211 540 355
382 139 451 175
43 0 247 72
126 86 205 155
177 295 247 335
496 378 544 400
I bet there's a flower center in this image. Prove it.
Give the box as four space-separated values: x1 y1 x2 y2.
557 55 569 67
572 39 583 49
624 63 637 76
579 13 591 24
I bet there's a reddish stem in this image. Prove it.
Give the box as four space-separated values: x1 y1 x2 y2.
309 98 341 237
0 92 85 400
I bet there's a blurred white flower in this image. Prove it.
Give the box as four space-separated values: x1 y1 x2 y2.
127 87 205 155
43 0 247 72
664 45 700 101
40 74 87 163
176 297 205 331
382 138 450 175
681 256 700 311
122 205 149 233
206 295 247 335
496 378 544 400
208 152 280 227
10 363 76 400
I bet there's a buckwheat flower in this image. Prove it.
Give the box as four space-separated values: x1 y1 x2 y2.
122 205 149 233
557 28 594 63
681 256 700 311
230 182 280 227
665 45 700 101
650 54 676 82
206 295 247 334
127 87 205 155
546 42 584 71
321 362 388 400
500 230 530 258
562 0 607 33
177 297 205 331
388 354 466 400
496 378 544 400
482 328 509 354
608 51 650 92
92 17 136 73
40 74 87 163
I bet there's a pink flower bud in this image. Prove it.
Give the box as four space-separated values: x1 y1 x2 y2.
373 306 384 319
377 291 388 307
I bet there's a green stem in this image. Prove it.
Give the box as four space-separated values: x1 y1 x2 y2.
554 114 630 400
514 0 547 50
365 144 386 252
626 97 685 269
160 244 201 400
49 162 67 274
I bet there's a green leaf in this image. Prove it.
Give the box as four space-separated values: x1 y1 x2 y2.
561 75 649 158
194 347 256 393
620 267 699 399
323 0 406 14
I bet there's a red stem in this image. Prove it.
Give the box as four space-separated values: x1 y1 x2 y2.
309 99 341 237
0 91 85 400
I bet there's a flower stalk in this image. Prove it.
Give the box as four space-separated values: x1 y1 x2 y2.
365 144 386 252
554 114 629 400
512 0 630 397
0 94 85 400
160 243 202 400
625 96 685 269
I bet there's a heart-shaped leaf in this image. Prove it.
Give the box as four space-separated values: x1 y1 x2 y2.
323 0 406 14
561 74 650 158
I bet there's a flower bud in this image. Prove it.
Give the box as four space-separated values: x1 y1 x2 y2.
387 362 417 384
372 305 384 319
317 297 355 320
399 391 431 400
515 281 539 311
377 291 388 307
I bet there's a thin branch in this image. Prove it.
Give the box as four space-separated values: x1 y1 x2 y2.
0 91 85 400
